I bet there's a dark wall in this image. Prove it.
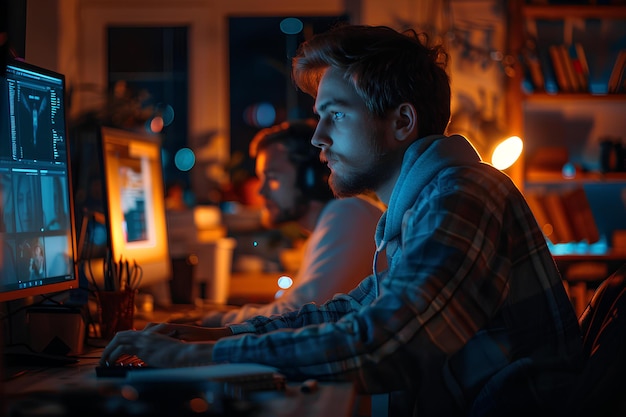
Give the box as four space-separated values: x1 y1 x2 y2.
1 0 7 73
2 0 28 67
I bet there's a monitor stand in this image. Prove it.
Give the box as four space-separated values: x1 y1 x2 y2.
25 305 86 357
2 305 83 381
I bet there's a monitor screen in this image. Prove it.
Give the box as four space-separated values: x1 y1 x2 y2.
98 126 170 291
0 59 78 302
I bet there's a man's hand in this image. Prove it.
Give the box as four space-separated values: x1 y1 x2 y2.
143 322 233 342
99 329 216 367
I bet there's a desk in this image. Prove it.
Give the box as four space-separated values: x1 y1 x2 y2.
2 347 355 417
228 272 285 305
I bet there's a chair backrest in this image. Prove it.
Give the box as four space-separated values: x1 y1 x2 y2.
568 262 626 417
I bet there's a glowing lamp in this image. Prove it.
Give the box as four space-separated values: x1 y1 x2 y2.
491 136 523 170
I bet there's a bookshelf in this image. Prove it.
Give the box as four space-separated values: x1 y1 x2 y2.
512 3 626 94
522 4 626 20
506 1 626 306
506 0 626 190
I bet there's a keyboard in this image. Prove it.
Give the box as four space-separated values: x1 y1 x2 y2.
125 362 286 393
95 354 154 377
96 353 287 395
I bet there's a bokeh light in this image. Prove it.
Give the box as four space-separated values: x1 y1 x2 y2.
149 116 164 133
160 104 175 126
562 162 576 179
243 102 276 128
280 18 303 35
174 147 196 172
277 275 293 289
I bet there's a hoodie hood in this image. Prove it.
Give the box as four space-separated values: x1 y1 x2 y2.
375 134 482 248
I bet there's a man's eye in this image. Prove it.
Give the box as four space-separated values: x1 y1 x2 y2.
332 111 345 120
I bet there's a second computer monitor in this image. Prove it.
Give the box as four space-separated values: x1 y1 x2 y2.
100 126 171 291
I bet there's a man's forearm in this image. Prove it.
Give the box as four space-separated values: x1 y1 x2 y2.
185 326 234 341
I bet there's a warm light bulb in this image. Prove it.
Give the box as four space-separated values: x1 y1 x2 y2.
491 136 523 170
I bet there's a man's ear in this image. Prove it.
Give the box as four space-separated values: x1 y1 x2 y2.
393 103 418 142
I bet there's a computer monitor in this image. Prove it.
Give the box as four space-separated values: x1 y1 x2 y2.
0 59 79 302
98 126 171 291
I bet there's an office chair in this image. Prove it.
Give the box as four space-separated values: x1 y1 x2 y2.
566 262 626 417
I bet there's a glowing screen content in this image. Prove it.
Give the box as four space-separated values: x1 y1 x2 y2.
0 60 78 302
119 159 152 244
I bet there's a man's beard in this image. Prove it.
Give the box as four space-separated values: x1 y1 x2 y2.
328 141 402 198
262 194 309 228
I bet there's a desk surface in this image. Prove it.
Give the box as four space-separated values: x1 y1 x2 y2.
228 272 285 305
2 346 354 417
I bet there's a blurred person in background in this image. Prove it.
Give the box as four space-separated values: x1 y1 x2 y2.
202 119 385 326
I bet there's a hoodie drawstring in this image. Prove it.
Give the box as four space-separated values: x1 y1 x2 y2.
372 240 387 298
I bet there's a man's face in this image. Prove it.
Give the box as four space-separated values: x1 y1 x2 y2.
311 68 402 198
255 143 307 227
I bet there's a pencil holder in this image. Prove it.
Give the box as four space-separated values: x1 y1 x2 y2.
96 289 137 340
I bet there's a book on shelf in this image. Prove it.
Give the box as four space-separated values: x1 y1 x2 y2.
549 44 571 93
608 49 626 94
525 187 602 246
543 191 576 244
533 20 563 94
560 187 600 244
546 43 588 93
528 18 615 94
572 43 589 92
558 44 581 92
521 38 546 92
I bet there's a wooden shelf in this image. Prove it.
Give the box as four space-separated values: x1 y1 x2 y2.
526 171 626 184
523 92 626 103
555 252 626 263
523 4 626 20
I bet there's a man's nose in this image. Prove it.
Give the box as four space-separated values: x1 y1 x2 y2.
311 125 329 149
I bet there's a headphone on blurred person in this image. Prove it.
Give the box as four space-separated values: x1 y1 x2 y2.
249 119 333 203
